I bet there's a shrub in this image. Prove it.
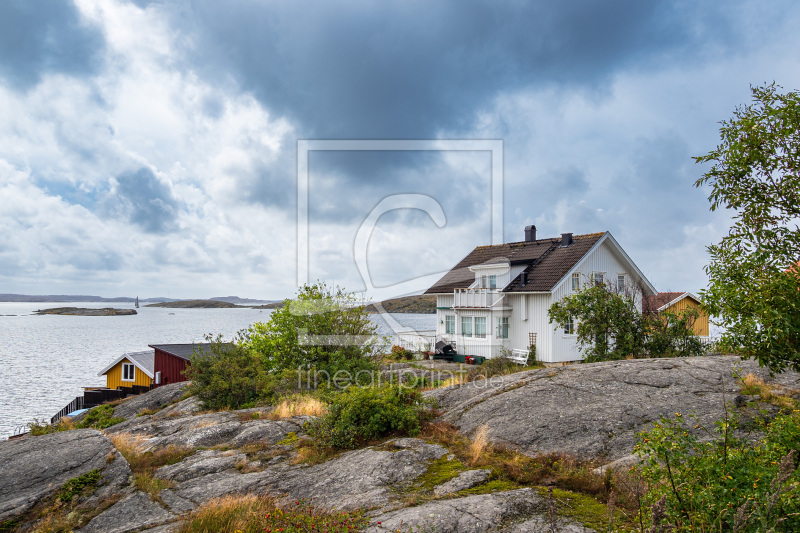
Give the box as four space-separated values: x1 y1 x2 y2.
390 344 413 361
309 386 434 449
58 470 101 502
635 409 800 532
644 308 705 358
28 404 123 435
186 336 307 410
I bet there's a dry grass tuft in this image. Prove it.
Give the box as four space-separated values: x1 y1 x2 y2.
469 424 490 465
740 373 797 409
110 431 193 499
177 494 369 533
268 395 328 419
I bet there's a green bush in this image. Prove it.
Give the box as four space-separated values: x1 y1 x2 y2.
58 469 101 502
29 403 124 435
644 308 705 358
186 337 307 410
309 386 434 449
391 345 413 361
635 408 800 532
79 404 124 429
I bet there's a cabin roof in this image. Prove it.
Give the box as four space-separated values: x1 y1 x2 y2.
97 350 155 378
643 291 702 313
148 343 217 361
425 232 607 294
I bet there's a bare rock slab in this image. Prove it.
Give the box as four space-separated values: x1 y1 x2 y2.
0 429 131 522
166 438 447 512
426 356 800 461
105 410 304 451
368 488 591 533
433 469 491 496
111 382 189 421
79 492 176 533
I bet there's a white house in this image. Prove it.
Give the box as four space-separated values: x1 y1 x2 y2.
423 226 657 363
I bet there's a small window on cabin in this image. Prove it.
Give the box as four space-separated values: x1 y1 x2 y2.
617 274 626 293
571 273 580 292
474 317 487 338
122 363 135 381
489 275 497 289
564 316 576 335
445 315 455 334
593 272 605 286
461 316 473 337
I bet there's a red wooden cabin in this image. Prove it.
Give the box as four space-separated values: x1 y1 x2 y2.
148 343 215 386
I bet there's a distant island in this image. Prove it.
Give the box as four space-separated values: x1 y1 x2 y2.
35 307 138 316
254 295 435 314
145 300 241 308
366 295 435 314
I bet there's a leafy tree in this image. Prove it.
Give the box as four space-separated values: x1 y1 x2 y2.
548 281 644 362
694 83 800 372
245 282 381 376
644 308 706 358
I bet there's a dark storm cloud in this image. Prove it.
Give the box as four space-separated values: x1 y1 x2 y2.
165 0 728 139
113 167 179 234
0 0 106 91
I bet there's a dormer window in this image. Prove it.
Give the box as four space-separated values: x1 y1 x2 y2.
489 275 497 289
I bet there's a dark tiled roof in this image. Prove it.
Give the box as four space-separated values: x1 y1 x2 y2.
149 343 217 360
425 232 606 294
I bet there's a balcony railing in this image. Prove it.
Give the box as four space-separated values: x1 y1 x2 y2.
453 288 509 309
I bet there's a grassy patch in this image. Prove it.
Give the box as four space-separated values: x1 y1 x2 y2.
134 474 174 498
740 373 798 410
29 404 124 435
540 487 635 532
177 494 369 533
57 470 101 502
414 455 468 491
456 479 517 495
277 431 299 445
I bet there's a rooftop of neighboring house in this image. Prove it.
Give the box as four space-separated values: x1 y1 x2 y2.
643 292 702 312
148 343 218 361
425 229 607 294
97 349 155 377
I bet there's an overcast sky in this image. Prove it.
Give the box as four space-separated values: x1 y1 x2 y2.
1 0 799 300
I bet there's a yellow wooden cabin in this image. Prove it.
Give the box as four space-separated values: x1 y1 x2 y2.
643 292 709 337
98 350 155 389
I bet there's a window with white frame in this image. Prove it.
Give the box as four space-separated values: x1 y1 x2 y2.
593 272 605 286
496 317 509 339
445 315 455 334
122 362 135 381
480 275 488 288
489 275 497 289
474 317 487 338
571 272 580 292
564 316 576 335
461 316 473 337
617 274 626 293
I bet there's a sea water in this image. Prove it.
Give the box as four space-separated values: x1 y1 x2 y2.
0 302 434 439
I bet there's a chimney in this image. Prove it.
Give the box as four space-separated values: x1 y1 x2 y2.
560 232 573 247
524 225 536 242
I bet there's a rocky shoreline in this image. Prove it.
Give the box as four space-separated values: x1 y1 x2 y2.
1 356 797 532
